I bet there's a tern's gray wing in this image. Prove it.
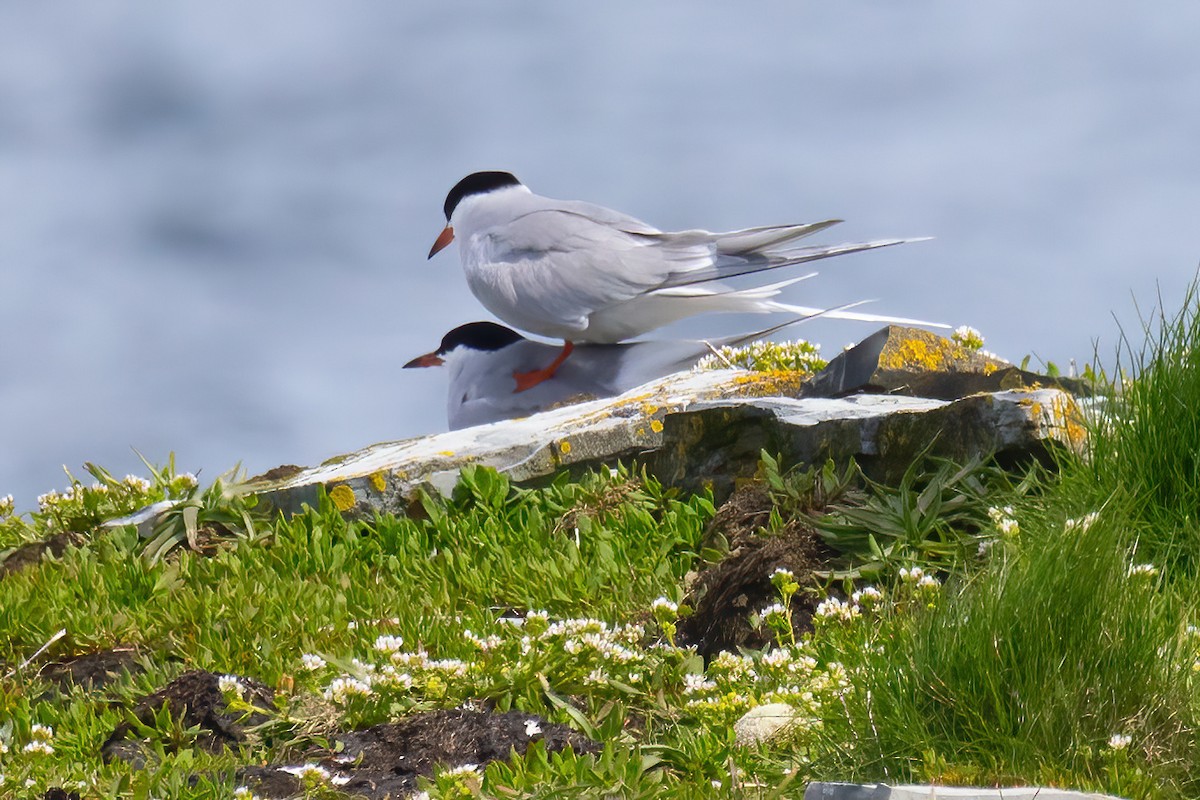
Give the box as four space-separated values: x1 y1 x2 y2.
475 200 852 334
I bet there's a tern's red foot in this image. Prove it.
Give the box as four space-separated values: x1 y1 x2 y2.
512 341 575 393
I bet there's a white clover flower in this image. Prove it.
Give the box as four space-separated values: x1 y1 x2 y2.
815 597 861 623
651 597 679 616
1065 512 1100 533
218 675 246 698
1108 733 1131 750
1128 563 1159 579
524 719 543 737
300 653 327 671
281 763 331 783
952 325 985 350
324 677 373 703
373 634 405 653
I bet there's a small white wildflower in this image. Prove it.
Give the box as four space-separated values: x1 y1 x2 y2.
851 586 883 607
281 763 331 783
324 677 373 703
0 494 14 518
123 474 152 492
584 668 609 685
682 673 718 693
952 325 985 350
346 620 358 630
29 723 53 741
232 787 260 800
1128 563 1159 579
977 539 995 556
987 506 1015 523
300 653 327 671
771 567 795 582
898 566 925 584
917 574 941 590
524 719 543 737
815 596 861 623
1108 733 1131 750
23 740 54 755
759 602 788 622
373 634 404 653
651 596 679 616
174 472 199 488
996 517 1019 536
331 775 350 786
218 674 246 698
1065 512 1100 533
442 763 480 777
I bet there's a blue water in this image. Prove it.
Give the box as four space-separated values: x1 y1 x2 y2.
3 2 1199 510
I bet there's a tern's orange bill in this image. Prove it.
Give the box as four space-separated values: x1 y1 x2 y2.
428 226 455 259
402 352 444 369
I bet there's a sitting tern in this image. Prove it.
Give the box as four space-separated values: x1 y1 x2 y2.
428 171 942 391
404 313 845 430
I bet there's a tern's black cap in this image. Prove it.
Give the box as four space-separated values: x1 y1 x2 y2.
443 171 521 220
438 321 525 354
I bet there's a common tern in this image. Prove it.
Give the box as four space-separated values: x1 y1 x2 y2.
404 313 842 430
428 171 943 390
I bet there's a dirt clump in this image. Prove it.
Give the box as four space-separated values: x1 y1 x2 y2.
680 486 834 661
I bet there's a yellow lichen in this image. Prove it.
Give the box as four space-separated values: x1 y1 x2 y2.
370 471 387 493
328 484 356 512
650 419 664 433
559 440 571 455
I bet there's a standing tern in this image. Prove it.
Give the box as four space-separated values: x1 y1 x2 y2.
428 171 942 390
403 312 849 430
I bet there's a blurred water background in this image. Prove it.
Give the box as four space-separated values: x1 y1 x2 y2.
2 2 1199 510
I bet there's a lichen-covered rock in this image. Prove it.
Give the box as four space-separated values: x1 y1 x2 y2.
804 325 1091 400
244 365 1086 518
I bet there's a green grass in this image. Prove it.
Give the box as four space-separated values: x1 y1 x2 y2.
5 288 1200 797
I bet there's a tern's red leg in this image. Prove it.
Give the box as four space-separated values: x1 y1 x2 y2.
513 341 575 393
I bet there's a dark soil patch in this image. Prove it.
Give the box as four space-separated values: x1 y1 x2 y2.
681 487 836 661
238 708 601 799
38 646 142 692
102 669 275 766
42 789 81 800
0 531 86 578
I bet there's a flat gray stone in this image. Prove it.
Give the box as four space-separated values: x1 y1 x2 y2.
243 368 1086 518
805 783 1122 800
